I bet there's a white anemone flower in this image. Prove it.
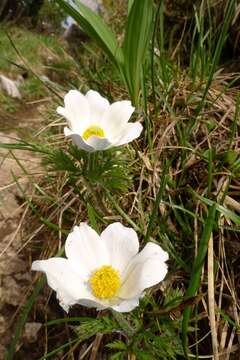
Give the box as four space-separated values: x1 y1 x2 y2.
57 90 143 152
31 222 168 313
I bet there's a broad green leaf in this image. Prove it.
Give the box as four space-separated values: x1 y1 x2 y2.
56 0 123 68
128 0 134 14
123 0 154 105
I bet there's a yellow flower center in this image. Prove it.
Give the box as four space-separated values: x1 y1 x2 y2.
89 265 121 299
82 125 105 140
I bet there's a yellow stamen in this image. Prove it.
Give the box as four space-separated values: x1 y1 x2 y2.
90 265 120 299
82 125 105 140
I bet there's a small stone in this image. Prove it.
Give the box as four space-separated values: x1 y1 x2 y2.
2 276 25 306
0 75 21 99
23 322 42 343
0 254 27 275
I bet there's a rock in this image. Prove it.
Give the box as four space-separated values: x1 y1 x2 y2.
0 74 21 99
62 0 102 29
62 0 103 45
23 322 42 343
0 192 20 220
63 23 90 44
0 251 27 275
1 276 25 306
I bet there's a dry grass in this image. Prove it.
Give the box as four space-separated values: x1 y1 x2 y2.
1 1 240 358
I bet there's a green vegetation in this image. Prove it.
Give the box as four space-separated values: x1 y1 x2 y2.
0 25 65 115
0 26 62 70
1 0 240 359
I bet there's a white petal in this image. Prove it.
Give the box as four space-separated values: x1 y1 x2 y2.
64 127 95 152
119 243 169 299
57 90 90 133
122 242 169 276
101 100 135 137
78 295 139 312
134 242 169 263
111 297 139 312
119 258 168 299
57 106 67 117
86 90 110 123
85 135 112 151
64 127 73 136
78 298 107 310
31 258 87 312
64 90 89 118
65 223 109 277
101 222 139 273
113 122 143 146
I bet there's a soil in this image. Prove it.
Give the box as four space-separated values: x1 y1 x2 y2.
0 104 43 358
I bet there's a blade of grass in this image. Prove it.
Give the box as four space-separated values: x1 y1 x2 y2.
207 148 213 194
5 32 63 100
38 338 80 360
141 66 152 149
0 140 51 154
182 204 216 358
123 0 154 105
128 0 134 14
229 94 240 149
104 190 140 232
6 194 66 360
46 317 93 326
151 0 163 112
145 160 169 242
193 0 235 117
87 202 100 233
159 232 189 272
170 198 192 234
5 277 46 360
161 202 204 223
190 189 240 226
10 157 67 234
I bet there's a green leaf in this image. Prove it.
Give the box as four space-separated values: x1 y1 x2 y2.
87 203 100 233
38 338 79 360
106 340 127 350
56 0 123 68
181 204 216 358
191 190 240 225
134 350 155 360
194 0 235 116
123 0 154 105
128 0 134 14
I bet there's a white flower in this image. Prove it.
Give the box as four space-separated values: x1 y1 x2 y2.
57 90 143 152
31 222 168 313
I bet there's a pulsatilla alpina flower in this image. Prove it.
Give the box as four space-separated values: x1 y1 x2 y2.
57 90 143 152
31 223 168 313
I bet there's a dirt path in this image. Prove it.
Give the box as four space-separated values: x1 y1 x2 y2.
0 105 43 357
